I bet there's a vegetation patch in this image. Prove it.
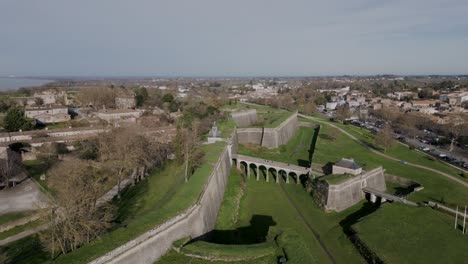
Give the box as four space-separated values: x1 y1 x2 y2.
180 241 277 261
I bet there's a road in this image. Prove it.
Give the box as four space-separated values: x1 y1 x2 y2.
298 114 468 188
404 137 468 163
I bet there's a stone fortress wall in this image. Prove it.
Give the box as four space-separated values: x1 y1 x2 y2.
313 167 387 212
236 112 299 149
230 109 258 127
90 136 236 264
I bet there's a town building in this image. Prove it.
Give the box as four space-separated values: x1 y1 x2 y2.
25 106 70 124
115 90 136 109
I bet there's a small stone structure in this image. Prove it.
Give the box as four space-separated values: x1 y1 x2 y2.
236 112 299 149
230 109 257 127
207 122 223 144
332 158 362 175
312 166 387 212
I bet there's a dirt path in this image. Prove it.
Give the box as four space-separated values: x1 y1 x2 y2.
298 114 468 188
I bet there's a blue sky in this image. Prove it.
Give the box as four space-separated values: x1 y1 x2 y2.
1 0 467 76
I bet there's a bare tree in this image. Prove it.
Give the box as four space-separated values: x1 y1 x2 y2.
335 106 351 121
303 101 317 115
374 124 394 152
39 159 114 257
98 126 166 194
173 122 202 182
77 86 116 109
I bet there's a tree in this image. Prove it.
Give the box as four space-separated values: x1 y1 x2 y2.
303 101 317 115
35 97 44 106
98 126 166 195
374 125 394 152
135 87 149 107
77 87 116 109
4 106 32 132
162 93 174 103
335 106 351 121
173 123 202 182
39 159 114 257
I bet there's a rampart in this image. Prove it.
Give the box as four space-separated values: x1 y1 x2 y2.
90 136 235 264
313 167 386 212
236 112 299 149
230 109 257 127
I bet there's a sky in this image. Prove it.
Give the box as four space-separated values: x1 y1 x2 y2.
1 0 468 77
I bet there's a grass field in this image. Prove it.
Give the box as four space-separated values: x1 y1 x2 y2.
353 203 468 264
3 142 227 264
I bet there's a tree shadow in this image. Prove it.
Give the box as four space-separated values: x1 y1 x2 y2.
297 159 311 167
321 162 334 175
205 215 277 245
308 126 320 163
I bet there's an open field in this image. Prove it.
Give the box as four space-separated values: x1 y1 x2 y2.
353 203 468 264
2 142 227 264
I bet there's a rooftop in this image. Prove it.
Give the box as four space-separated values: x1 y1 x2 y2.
334 158 361 170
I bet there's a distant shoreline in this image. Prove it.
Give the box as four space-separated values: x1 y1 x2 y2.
0 77 54 91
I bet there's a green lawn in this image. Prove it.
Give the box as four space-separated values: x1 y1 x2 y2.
353 203 468 264
321 174 356 185
5 142 228 264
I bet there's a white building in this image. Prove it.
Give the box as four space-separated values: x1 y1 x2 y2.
25 106 70 124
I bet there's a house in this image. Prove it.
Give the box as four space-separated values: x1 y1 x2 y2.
439 92 468 106
25 106 70 124
332 158 362 175
115 90 136 109
33 90 66 105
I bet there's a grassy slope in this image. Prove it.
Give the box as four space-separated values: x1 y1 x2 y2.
353 203 468 264
0 212 33 226
215 168 243 230
5 142 227 264
0 220 43 240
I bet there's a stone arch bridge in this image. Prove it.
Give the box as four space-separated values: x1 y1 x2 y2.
233 154 310 184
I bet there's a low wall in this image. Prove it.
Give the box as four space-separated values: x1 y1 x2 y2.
91 140 233 264
236 112 299 149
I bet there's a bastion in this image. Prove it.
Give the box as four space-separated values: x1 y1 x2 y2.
312 166 386 212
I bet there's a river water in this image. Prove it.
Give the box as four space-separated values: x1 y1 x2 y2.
0 77 53 91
